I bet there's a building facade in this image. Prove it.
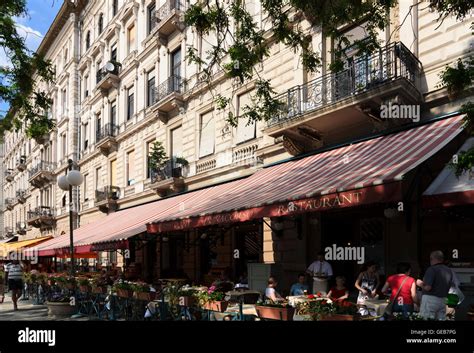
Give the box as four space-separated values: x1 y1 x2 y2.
2 1 473 286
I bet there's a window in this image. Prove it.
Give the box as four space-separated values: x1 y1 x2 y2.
61 89 67 116
64 48 68 63
98 13 104 35
110 43 117 62
96 114 102 142
96 60 102 84
110 159 117 186
85 31 91 50
61 133 67 159
236 91 256 143
83 174 89 201
95 167 102 190
171 126 182 158
171 48 181 79
84 75 89 98
127 24 136 54
147 70 155 107
199 111 215 157
146 141 153 178
110 101 117 127
127 87 134 120
112 0 118 17
147 3 157 35
83 122 89 149
126 150 135 186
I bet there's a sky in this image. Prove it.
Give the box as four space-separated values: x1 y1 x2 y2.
0 0 62 114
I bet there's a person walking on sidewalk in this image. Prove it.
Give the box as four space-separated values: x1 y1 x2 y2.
0 266 5 303
416 251 453 320
5 259 24 311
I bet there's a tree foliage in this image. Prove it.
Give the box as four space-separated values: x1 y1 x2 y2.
0 0 55 141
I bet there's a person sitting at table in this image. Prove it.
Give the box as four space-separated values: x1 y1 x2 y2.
265 276 285 303
290 273 309 296
355 261 380 315
327 276 349 302
381 262 418 319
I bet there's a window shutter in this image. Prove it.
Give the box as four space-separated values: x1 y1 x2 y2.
199 111 215 157
236 91 256 143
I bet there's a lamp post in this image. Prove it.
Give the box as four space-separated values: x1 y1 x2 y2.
58 159 83 277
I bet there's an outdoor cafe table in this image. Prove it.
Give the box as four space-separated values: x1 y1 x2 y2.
363 299 389 316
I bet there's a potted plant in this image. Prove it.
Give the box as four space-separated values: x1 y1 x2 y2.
78 277 91 293
148 141 168 182
255 301 295 321
178 287 197 307
132 281 156 301
113 280 134 298
197 286 228 312
46 292 77 318
90 276 108 294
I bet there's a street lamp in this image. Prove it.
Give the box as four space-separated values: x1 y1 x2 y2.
58 159 83 277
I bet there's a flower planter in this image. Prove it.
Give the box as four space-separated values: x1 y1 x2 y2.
203 301 228 312
46 302 77 318
318 314 355 321
179 296 196 307
92 286 108 294
116 289 134 298
134 291 157 301
79 285 91 293
255 306 295 321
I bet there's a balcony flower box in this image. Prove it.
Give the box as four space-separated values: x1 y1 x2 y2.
134 291 157 302
255 305 295 321
202 301 228 312
92 286 108 294
179 296 196 307
318 314 356 321
116 289 134 298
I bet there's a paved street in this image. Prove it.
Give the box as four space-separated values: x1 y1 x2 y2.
0 293 88 321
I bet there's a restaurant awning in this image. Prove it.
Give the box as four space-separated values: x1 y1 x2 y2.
147 114 464 233
37 114 464 256
423 137 474 208
1 235 53 256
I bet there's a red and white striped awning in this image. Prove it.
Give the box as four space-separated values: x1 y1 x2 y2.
423 136 474 207
36 115 463 256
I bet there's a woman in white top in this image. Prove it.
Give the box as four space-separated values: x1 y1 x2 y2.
265 277 285 303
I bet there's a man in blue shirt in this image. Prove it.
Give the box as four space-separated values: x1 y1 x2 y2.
290 273 309 296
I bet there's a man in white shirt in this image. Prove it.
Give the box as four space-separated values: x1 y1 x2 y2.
306 251 333 296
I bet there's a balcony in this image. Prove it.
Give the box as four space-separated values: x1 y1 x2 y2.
16 222 27 235
5 198 15 211
4 227 15 238
27 206 56 228
152 75 186 122
96 123 119 156
156 0 185 45
29 161 55 188
150 158 186 196
95 185 120 213
95 61 121 94
5 169 14 182
266 42 422 154
16 189 27 204
16 155 27 172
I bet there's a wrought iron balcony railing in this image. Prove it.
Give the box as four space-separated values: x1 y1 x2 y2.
95 185 120 203
29 161 56 179
150 158 185 183
27 206 55 220
268 42 421 127
16 222 27 234
96 61 121 84
17 155 27 171
96 123 119 144
156 0 182 20
154 75 185 103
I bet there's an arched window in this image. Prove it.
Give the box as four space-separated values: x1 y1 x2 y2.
98 13 104 34
85 31 91 50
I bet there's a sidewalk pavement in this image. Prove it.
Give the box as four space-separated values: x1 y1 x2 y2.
0 292 88 321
